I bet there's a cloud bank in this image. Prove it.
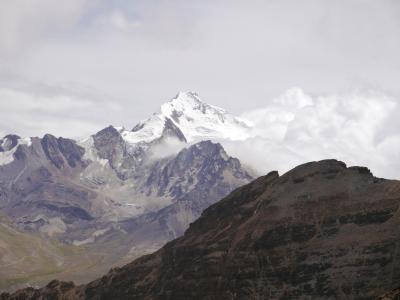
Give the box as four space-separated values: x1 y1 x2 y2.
0 0 88 57
220 88 400 179
0 82 121 138
1 0 399 131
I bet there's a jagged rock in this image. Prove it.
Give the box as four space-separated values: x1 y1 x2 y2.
41 134 86 169
92 126 126 170
0 280 79 300
379 287 400 299
153 117 187 144
0 135 20 152
41 134 67 169
57 137 86 168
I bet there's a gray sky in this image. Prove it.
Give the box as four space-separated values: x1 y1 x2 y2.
0 0 400 138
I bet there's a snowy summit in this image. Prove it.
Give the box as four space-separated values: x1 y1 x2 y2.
120 91 251 145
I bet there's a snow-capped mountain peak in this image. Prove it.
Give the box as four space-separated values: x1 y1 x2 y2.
160 92 250 142
0 135 32 165
123 114 167 144
119 92 251 146
161 91 225 116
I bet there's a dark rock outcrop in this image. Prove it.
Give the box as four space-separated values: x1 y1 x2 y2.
0 135 20 152
92 126 126 170
5 159 400 299
58 137 86 168
159 117 187 143
380 287 400 299
41 134 86 169
0 280 80 300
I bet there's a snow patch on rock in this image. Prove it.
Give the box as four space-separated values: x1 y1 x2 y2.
0 136 32 166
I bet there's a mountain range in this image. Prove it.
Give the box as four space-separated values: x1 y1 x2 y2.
0 92 254 291
2 91 400 299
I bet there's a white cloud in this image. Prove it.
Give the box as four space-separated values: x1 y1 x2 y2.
0 84 122 138
148 137 187 161
1 0 397 123
0 0 88 57
220 88 400 179
95 10 141 32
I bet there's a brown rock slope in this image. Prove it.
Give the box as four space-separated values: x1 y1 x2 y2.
3 159 400 299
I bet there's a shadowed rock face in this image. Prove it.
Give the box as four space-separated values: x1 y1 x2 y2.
41 134 86 169
0 135 20 152
0 135 95 232
93 126 126 167
143 140 250 200
0 281 80 300
4 159 400 299
159 117 187 143
380 287 400 299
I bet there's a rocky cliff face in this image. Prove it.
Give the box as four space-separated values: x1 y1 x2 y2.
5 159 400 299
0 135 20 152
113 141 252 254
0 135 107 236
380 288 400 300
41 135 87 169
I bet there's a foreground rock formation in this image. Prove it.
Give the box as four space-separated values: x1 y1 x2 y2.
3 159 400 299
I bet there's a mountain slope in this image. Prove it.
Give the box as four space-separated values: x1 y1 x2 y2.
0 134 113 236
0 213 102 293
110 140 252 261
69 140 252 265
5 159 400 299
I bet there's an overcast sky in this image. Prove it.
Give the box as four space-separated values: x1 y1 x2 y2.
0 0 399 138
